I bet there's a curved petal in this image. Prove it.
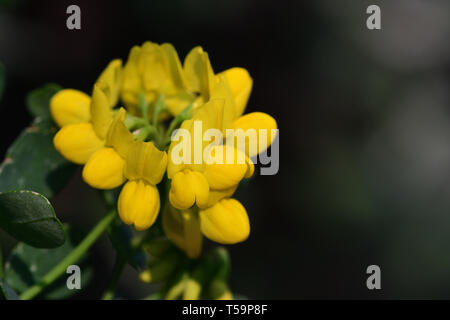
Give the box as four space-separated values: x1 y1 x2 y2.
206 185 238 208
140 41 171 92
105 108 134 158
121 46 142 110
162 205 202 259
219 67 253 117
161 43 186 90
96 59 122 107
183 46 215 99
50 89 91 127
231 112 278 157
209 76 236 130
199 198 250 244
118 180 160 231
53 123 104 164
82 147 126 189
169 170 209 210
124 141 168 185
91 82 113 139
203 145 253 190
192 98 225 132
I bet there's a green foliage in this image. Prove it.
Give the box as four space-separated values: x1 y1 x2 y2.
0 120 76 198
26 83 62 120
0 279 20 300
4 227 92 299
0 190 65 248
0 83 76 198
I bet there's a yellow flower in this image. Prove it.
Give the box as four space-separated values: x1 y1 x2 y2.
163 197 250 258
164 61 277 252
52 60 122 164
118 140 168 231
81 107 133 189
121 41 195 117
167 98 254 210
50 59 122 128
162 205 202 259
120 43 253 118
80 108 168 231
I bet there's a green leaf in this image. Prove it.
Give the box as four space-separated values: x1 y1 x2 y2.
0 62 5 101
0 190 65 248
0 279 20 300
4 227 92 299
0 120 77 198
26 83 62 120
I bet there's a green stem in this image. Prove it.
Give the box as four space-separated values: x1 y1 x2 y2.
20 210 116 300
152 94 165 127
134 125 158 142
124 113 148 130
101 255 126 300
138 92 149 121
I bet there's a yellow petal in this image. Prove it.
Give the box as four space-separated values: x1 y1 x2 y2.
53 123 104 164
82 147 126 189
50 89 91 127
192 98 225 132
118 180 160 231
206 186 238 208
219 68 253 117
96 59 122 107
91 82 114 139
162 205 202 259
161 43 186 90
124 141 168 185
209 76 236 130
140 42 170 92
165 91 195 116
199 198 250 244
169 170 209 210
231 112 278 157
203 145 253 190
105 108 134 158
183 46 215 99
121 46 142 109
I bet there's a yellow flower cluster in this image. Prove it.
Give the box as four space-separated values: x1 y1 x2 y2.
50 41 277 257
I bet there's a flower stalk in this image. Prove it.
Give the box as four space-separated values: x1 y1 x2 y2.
20 209 116 300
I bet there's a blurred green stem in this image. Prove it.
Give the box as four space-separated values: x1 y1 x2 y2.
20 210 116 300
0 244 4 278
102 255 126 300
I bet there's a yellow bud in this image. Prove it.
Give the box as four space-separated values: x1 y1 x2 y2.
199 198 250 244
169 170 209 210
82 147 126 189
53 123 104 165
118 180 160 231
50 89 91 127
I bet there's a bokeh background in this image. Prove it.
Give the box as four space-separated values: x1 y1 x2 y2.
2 0 450 299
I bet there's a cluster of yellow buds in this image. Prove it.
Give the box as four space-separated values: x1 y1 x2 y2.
50 41 277 259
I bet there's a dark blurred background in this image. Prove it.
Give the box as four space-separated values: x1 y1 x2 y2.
2 0 450 299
